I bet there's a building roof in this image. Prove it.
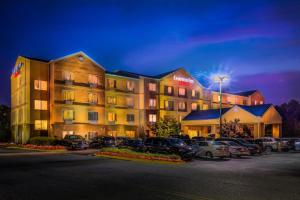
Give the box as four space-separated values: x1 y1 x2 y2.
231 90 258 97
21 56 49 63
183 108 231 121
152 68 181 79
238 104 272 116
106 70 141 79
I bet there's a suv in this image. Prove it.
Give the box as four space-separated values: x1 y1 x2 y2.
63 135 89 150
143 137 194 159
256 137 278 152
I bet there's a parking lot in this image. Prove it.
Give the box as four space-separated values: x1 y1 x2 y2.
0 147 299 200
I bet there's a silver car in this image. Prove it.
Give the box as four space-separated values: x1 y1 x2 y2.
220 141 250 157
295 139 300 151
259 137 279 152
196 141 230 159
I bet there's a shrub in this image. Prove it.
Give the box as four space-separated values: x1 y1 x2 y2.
28 137 56 146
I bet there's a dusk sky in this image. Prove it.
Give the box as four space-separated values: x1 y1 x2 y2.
1 0 300 105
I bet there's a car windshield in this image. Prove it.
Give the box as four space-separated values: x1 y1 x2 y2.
211 141 225 145
168 138 186 146
226 141 240 146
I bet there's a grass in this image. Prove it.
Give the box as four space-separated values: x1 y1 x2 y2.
101 147 181 159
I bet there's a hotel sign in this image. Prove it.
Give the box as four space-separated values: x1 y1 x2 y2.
173 75 194 86
11 62 24 78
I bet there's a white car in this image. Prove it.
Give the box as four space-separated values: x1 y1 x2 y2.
196 141 230 159
220 141 250 157
259 137 279 152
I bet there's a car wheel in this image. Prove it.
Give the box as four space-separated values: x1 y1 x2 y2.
205 152 213 159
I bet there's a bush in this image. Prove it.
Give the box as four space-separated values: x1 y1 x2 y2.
28 137 56 146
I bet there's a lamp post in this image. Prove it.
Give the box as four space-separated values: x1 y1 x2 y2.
213 75 229 137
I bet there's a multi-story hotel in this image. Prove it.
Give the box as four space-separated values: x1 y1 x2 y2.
11 52 282 143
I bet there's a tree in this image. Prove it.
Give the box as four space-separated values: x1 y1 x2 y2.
0 105 11 142
150 117 180 137
221 118 245 138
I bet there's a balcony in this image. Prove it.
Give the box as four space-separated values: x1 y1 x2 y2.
89 82 98 88
64 119 73 124
64 80 74 86
64 100 74 105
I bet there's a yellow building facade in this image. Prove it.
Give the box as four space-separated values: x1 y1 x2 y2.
10 51 280 143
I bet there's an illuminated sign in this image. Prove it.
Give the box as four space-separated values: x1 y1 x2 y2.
173 75 194 86
11 62 24 78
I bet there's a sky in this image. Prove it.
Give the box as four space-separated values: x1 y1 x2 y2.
0 0 300 106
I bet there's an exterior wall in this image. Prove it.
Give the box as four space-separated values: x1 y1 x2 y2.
249 91 265 105
212 92 249 109
49 53 106 139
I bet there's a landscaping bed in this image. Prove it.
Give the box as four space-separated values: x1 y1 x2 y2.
8 144 66 151
95 148 184 163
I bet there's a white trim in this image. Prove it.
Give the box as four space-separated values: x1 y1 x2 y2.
49 51 105 70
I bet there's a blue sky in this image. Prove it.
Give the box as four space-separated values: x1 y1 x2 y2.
1 0 300 105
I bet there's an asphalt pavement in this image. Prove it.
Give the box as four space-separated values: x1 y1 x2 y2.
0 148 299 200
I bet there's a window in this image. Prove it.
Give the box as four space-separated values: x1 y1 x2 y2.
34 80 47 91
127 114 135 122
260 101 263 105
107 96 116 104
148 83 156 92
63 90 75 101
108 113 117 122
178 88 186 96
88 74 99 85
63 110 75 120
149 99 157 108
126 97 134 107
125 131 135 138
126 81 134 91
243 100 247 105
254 100 257 105
191 103 197 111
108 79 117 88
63 71 74 81
178 102 186 111
203 104 209 110
88 93 98 104
165 100 174 110
149 114 157 123
34 100 47 110
88 112 98 121
191 90 196 97
35 120 48 130
164 86 173 95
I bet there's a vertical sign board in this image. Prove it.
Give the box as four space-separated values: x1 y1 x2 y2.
11 62 24 78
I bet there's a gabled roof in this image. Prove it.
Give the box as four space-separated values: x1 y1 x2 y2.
106 70 141 79
238 104 272 116
49 51 105 70
183 108 231 121
21 56 49 63
152 68 181 79
231 90 258 97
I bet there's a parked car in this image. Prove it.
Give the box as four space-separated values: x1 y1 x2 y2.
216 138 261 155
195 141 230 159
89 136 116 148
116 137 129 147
295 139 300 151
122 139 144 151
63 135 89 150
143 137 195 159
256 137 279 152
191 136 205 142
275 138 292 152
220 141 250 157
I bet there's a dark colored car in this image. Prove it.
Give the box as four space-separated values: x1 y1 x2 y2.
191 136 205 142
216 138 261 155
122 139 144 151
63 135 89 150
89 136 116 148
116 137 129 147
143 137 194 160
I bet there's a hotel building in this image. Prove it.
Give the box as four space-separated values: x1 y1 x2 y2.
11 52 282 143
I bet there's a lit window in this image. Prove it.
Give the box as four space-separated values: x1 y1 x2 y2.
34 120 48 130
203 104 209 110
167 86 173 94
149 83 156 92
108 113 117 122
108 79 117 88
125 131 135 138
126 81 134 91
63 71 74 81
165 100 174 110
126 114 135 122
191 103 197 111
260 101 263 105
107 96 117 104
149 99 157 107
178 88 186 96
63 90 75 101
88 112 98 121
126 97 134 107
191 90 196 97
149 114 157 122
34 100 48 110
88 93 98 104
218 95 221 102
254 100 257 105
63 110 74 120
34 80 47 91
88 74 99 85
178 102 186 110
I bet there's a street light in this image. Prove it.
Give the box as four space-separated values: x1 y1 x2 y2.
213 75 229 137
